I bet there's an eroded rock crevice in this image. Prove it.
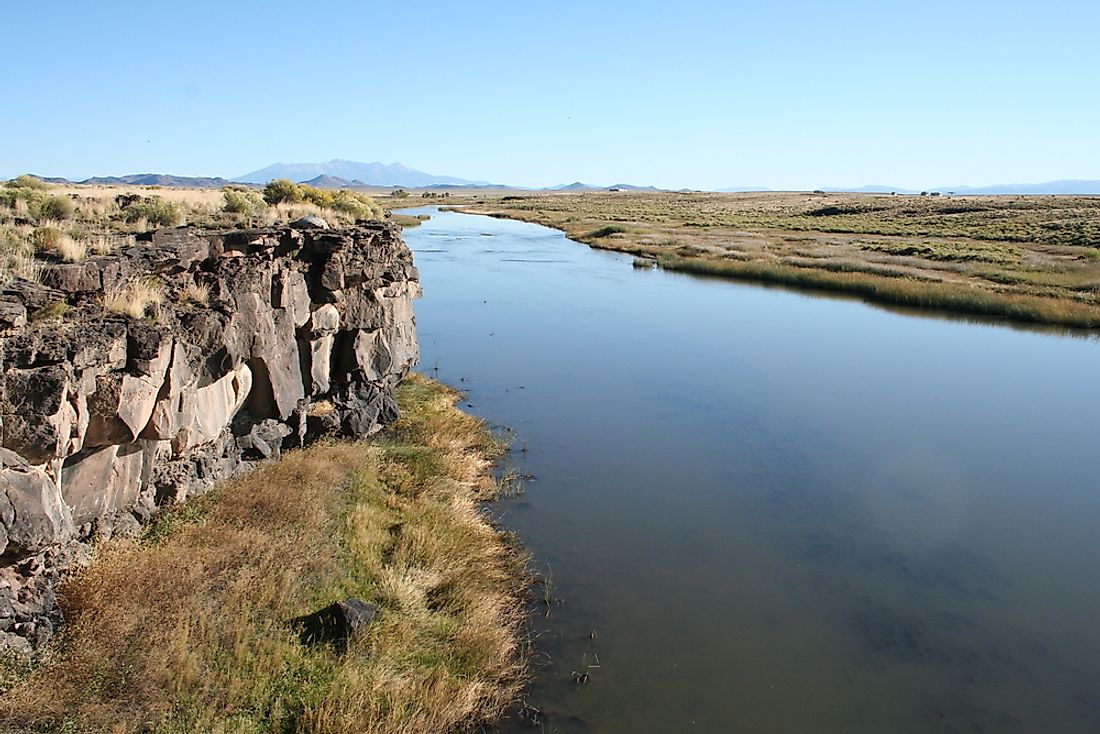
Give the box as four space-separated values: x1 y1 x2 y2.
0 222 420 652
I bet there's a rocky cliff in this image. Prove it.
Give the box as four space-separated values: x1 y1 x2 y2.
0 221 420 653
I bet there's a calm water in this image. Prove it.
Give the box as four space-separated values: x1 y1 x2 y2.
402 208 1100 733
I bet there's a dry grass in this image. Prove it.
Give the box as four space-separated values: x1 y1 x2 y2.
0 181 387 272
452 191 1100 329
178 281 211 306
0 375 527 734
102 277 165 319
52 234 88 263
0 226 40 285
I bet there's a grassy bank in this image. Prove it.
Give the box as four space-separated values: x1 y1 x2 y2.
444 192 1100 329
0 375 527 734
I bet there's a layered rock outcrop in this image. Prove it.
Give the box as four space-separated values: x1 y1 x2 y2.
0 221 419 652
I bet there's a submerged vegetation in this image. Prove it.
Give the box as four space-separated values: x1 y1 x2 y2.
448 191 1100 329
0 375 528 733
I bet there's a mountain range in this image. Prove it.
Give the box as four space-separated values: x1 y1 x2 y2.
51 173 236 188
233 160 490 188
721 180 1100 195
16 161 1100 196
815 180 1100 195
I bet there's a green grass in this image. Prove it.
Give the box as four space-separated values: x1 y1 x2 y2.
30 300 70 322
659 255 1100 328
585 224 630 238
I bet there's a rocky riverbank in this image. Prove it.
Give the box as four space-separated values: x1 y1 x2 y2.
0 220 420 653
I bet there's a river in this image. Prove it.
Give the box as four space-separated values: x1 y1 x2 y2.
401 207 1100 733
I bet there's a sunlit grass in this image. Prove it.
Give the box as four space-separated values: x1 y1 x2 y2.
0 376 527 733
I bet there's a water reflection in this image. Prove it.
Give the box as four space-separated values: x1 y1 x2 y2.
402 208 1100 733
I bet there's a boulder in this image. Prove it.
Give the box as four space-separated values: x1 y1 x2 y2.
173 364 252 455
291 216 330 231
1 463 72 554
41 262 103 294
294 597 378 648
61 443 148 527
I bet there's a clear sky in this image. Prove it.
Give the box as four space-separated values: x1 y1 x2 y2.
3 0 1098 190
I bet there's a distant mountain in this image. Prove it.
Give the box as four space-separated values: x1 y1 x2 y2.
234 159 487 187
932 180 1100 195
810 180 1100 195
77 173 236 188
300 174 362 189
819 184 917 194
546 182 662 192
608 183 662 191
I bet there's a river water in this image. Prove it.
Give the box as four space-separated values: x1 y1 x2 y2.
401 207 1100 733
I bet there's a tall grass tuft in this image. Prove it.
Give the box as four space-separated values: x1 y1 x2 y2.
102 277 165 319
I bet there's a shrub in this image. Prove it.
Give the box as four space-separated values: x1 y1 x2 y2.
5 174 49 190
31 300 69 322
31 227 63 251
262 178 302 205
298 185 335 209
585 224 629 238
123 197 181 227
222 186 265 215
331 190 383 220
32 195 75 221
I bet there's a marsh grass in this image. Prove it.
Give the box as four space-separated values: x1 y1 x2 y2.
389 214 430 228
460 192 1100 330
0 375 528 734
661 255 1100 327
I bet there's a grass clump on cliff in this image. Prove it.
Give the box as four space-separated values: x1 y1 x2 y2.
0 375 528 734
102 277 165 319
0 227 40 284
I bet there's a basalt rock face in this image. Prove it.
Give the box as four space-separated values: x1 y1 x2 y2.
0 222 419 652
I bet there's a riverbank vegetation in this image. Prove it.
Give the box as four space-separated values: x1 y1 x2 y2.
0 375 528 733
442 191 1100 329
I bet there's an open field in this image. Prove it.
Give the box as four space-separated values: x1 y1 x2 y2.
425 191 1100 329
0 375 527 734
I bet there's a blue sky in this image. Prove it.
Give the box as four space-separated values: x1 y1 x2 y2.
3 0 1097 190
